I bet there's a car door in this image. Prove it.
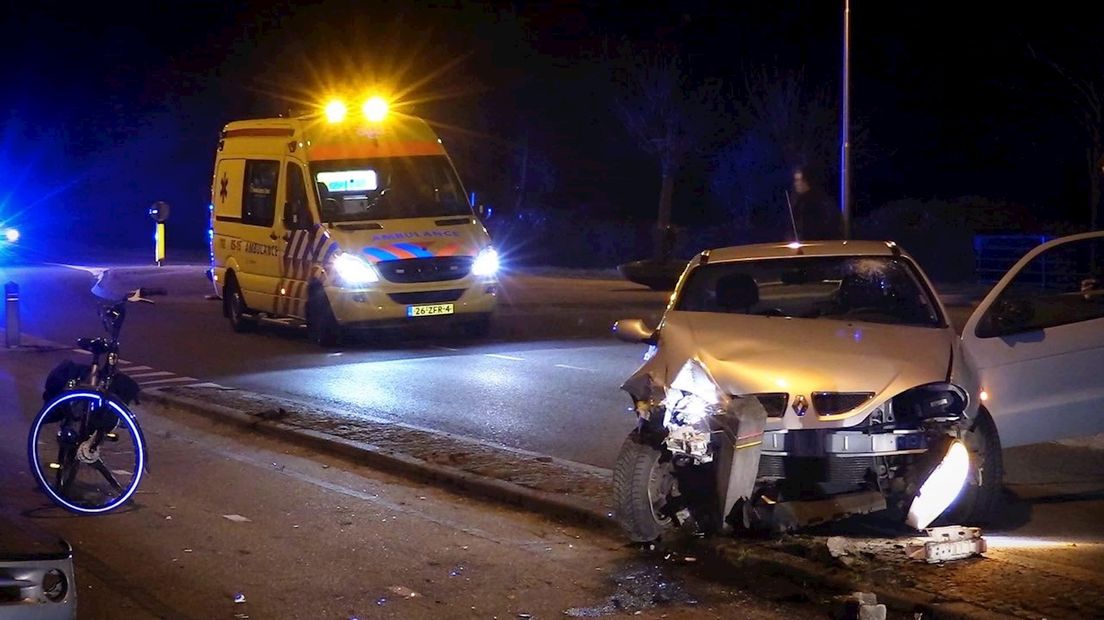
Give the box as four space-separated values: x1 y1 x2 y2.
961 231 1104 447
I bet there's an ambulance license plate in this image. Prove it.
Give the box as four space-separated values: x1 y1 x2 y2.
407 303 454 317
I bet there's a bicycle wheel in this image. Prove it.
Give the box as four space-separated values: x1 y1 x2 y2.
28 390 147 514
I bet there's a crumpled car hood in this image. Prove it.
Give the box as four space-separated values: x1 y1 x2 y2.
629 311 955 427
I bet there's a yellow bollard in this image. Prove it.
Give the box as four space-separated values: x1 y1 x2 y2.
155 222 166 266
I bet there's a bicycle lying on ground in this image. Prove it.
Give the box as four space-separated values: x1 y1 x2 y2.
27 274 163 514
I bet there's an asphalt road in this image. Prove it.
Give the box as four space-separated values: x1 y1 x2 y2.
0 347 818 619
2 262 662 468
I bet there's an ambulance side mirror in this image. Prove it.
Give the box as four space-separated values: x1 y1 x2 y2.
282 206 300 229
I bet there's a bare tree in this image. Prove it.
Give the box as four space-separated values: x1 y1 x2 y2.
710 66 842 239
1030 47 1103 232
610 41 721 261
713 65 871 240
738 66 838 180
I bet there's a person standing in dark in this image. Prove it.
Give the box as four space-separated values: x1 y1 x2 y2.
791 167 843 240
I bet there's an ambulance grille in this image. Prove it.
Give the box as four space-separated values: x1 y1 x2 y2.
388 289 465 304
376 257 472 283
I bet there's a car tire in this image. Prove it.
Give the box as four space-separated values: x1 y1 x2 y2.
307 287 342 347
613 431 676 543
939 409 1003 526
224 277 255 333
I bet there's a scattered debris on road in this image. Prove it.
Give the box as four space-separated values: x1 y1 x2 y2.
905 526 986 563
388 585 420 598
831 591 886 620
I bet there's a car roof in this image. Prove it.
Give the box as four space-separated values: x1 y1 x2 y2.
704 240 903 263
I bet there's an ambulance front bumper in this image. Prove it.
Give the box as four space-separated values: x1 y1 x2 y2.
328 276 498 326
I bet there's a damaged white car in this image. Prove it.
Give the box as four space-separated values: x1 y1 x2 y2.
613 233 1104 542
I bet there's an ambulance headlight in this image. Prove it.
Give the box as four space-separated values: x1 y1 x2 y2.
333 252 379 286
471 247 499 277
3 228 19 243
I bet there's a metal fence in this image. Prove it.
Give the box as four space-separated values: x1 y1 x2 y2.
974 233 1100 291
973 234 1053 285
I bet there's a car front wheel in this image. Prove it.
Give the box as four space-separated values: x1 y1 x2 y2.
613 431 678 542
940 409 1003 526
307 287 342 347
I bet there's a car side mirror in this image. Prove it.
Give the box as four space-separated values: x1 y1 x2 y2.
613 319 657 345
983 297 1035 337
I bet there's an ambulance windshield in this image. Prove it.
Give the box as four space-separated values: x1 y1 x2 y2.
311 156 472 222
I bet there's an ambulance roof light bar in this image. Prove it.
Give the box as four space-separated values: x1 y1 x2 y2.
322 96 389 124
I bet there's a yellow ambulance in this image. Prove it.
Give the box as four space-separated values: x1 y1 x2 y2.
210 97 499 346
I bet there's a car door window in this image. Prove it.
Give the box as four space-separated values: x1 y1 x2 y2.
242 160 279 227
978 236 1104 337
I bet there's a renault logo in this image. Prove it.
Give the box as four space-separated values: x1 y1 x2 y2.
792 394 809 417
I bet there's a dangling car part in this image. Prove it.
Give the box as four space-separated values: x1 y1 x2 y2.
612 234 1104 542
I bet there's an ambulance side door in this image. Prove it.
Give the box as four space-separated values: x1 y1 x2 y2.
238 159 284 313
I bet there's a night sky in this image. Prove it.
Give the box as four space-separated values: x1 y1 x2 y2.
2 1 1102 255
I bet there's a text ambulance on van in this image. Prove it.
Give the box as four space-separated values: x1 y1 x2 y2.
210 96 499 346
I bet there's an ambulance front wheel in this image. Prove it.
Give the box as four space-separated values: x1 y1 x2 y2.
224 277 256 333
307 287 343 347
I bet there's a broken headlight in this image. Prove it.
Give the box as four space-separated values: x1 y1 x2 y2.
660 358 729 463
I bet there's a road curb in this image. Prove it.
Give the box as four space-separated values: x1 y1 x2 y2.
141 387 998 620
140 388 621 536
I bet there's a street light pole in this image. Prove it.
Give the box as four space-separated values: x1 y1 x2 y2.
840 0 852 239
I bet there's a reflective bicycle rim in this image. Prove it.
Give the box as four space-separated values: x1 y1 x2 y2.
28 391 145 514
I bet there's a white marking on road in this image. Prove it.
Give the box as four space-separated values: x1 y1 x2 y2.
72 349 91 355
122 365 153 373
118 359 132 365
222 514 252 523
138 376 197 386
186 382 229 389
431 345 460 352
128 371 174 379
111 469 132 476
485 353 524 361
52 264 108 277
554 364 595 371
